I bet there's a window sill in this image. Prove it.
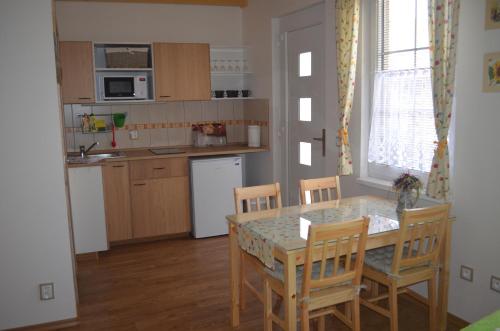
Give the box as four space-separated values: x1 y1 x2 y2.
356 176 443 204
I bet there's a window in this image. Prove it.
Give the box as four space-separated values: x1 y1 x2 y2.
299 98 312 122
299 52 312 77
367 0 436 182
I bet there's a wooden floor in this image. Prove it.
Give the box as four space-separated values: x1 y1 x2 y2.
62 237 462 331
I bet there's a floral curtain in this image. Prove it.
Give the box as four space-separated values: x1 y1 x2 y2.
335 0 360 176
426 0 460 200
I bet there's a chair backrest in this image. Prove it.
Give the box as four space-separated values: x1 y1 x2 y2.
391 204 450 275
233 183 282 214
302 217 370 296
299 176 341 205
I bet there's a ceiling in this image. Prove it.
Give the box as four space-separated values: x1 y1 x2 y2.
57 0 247 7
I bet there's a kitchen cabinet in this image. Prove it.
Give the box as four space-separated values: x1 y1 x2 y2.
102 162 133 242
68 166 108 254
130 158 191 238
153 43 211 101
59 41 95 104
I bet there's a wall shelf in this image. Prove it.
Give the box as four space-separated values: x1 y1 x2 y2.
95 68 153 72
211 97 255 101
211 72 253 76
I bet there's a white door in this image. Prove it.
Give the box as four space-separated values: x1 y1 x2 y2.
287 23 326 205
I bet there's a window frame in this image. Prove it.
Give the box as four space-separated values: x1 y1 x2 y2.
362 0 435 187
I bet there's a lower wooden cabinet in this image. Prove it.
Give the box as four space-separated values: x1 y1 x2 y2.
131 176 191 238
102 162 133 242
102 157 191 242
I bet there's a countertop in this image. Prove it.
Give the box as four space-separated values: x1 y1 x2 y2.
66 144 268 168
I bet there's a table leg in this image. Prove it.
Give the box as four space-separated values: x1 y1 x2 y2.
438 221 452 331
284 254 297 331
229 224 241 328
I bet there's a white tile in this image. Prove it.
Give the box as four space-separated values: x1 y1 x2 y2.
202 101 218 121
129 104 150 124
63 105 74 127
149 103 167 123
184 101 203 123
114 130 131 149
131 129 151 148
167 128 186 146
218 101 234 121
91 105 111 115
233 100 244 120
166 102 185 122
150 128 169 147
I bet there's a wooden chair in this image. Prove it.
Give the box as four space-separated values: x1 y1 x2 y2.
233 183 282 312
264 217 370 331
299 176 341 205
360 204 450 331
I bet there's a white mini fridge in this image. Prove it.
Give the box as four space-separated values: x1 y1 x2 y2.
190 156 243 238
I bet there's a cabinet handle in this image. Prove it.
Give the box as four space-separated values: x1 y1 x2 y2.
134 183 146 186
153 167 165 170
78 97 91 100
159 95 171 98
112 165 125 168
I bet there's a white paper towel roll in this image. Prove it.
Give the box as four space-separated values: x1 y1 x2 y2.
248 125 261 147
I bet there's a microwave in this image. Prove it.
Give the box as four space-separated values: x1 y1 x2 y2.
100 75 148 100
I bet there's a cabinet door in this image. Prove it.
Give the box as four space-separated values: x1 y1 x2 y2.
59 41 95 104
153 43 211 101
102 162 133 242
68 167 108 254
131 177 191 238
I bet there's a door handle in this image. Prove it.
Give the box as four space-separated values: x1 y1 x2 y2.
312 129 326 157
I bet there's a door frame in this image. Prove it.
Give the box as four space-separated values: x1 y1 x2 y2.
274 1 338 206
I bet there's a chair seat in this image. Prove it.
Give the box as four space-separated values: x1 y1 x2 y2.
266 259 346 293
364 246 397 274
364 245 430 275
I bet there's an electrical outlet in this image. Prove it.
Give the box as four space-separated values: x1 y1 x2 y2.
460 265 474 282
39 283 54 300
129 130 138 140
491 276 500 293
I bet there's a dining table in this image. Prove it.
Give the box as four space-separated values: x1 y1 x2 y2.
226 195 454 331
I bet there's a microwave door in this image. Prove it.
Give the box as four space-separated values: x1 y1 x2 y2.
104 77 135 99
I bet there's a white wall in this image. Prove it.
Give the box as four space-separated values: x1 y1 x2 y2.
243 0 500 323
55 1 242 45
0 0 77 329
446 0 500 321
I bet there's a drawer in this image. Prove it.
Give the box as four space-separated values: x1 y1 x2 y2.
130 157 187 180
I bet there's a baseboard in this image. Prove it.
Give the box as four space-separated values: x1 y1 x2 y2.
402 289 470 329
109 232 190 247
7 318 79 331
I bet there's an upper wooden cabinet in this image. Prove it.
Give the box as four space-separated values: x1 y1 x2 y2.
153 43 211 101
59 41 95 104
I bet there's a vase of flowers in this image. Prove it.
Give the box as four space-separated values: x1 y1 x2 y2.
393 172 423 215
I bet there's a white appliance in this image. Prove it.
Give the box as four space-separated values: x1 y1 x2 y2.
68 167 109 254
99 75 149 100
190 156 243 238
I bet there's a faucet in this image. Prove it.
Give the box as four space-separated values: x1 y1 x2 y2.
79 142 99 158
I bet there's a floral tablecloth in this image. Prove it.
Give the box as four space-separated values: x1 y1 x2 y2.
237 197 399 269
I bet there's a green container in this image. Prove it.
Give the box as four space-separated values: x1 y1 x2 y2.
112 113 126 128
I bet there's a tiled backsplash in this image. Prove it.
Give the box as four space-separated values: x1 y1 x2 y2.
64 99 269 152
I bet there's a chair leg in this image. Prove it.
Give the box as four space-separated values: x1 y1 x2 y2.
318 315 325 331
372 281 379 298
301 304 310 331
345 302 352 320
352 295 361 331
428 275 437 331
388 283 399 331
239 252 246 311
264 280 272 331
